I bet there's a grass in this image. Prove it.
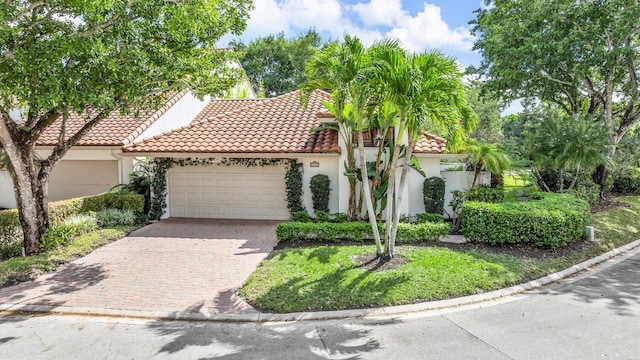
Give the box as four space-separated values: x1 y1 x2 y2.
241 196 640 313
0 225 135 287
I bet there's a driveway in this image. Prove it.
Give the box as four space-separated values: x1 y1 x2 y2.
0 219 279 315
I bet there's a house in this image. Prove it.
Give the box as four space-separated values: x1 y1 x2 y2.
0 91 233 208
121 89 470 220
0 60 256 209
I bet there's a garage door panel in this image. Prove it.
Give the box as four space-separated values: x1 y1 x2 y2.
169 165 289 220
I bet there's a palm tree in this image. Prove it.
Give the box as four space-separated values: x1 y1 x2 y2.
301 36 389 255
466 141 513 188
373 48 475 258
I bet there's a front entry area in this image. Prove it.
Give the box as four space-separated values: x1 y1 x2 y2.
168 164 289 220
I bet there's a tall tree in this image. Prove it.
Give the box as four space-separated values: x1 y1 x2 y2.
0 0 252 254
374 48 474 258
466 82 504 143
471 0 640 192
232 29 326 97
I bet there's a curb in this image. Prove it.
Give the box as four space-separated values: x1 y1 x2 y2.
2 239 640 323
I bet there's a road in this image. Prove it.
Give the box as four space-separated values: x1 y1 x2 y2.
1 250 638 360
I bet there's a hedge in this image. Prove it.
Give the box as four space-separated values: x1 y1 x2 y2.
460 192 590 248
612 166 640 194
276 221 451 243
0 191 144 259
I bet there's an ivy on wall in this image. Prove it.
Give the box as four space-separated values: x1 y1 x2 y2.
149 157 289 220
310 174 331 213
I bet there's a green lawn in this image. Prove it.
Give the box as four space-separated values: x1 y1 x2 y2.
0 225 135 287
241 196 640 313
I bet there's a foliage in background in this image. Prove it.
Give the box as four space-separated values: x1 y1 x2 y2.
466 81 504 143
471 0 640 191
231 29 327 97
309 174 331 213
423 177 446 214
465 141 513 188
612 167 640 194
285 160 306 215
117 159 153 214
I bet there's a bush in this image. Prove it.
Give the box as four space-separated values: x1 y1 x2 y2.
612 166 640 194
80 191 144 213
416 213 445 223
291 211 313 222
314 210 331 223
0 191 144 258
460 193 590 248
310 174 331 212
276 221 451 243
41 214 98 250
285 160 305 214
423 177 445 214
465 185 504 203
330 212 349 223
96 209 137 227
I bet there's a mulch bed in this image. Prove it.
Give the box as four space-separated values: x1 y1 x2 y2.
352 253 409 271
590 193 630 213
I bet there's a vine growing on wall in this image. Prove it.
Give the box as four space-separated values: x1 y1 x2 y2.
310 174 331 213
285 159 306 215
148 157 288 220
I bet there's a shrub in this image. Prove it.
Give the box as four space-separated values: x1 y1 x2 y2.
41 214 98 250
612 166 640 194
330 212 349 223
0 192 143 258
276 221 450 243
309 174 331 212
285 160 305 214
460 192 590 248
314 210 331 223
416 213 445 223
466 185 504 203
399 214 411 223
96 209 137 227
291 211 313 223
80 191 144 213
423 177 445 214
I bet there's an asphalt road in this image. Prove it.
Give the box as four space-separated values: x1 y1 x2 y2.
1 250 638 360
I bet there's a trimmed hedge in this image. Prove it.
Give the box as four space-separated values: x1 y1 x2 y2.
276 221 451 243
423 177 445 214
460 193 590 248
0 191 144 259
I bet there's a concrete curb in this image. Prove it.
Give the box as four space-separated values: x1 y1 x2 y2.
2 239 640 323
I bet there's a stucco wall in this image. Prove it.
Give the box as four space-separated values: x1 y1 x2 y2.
0 170 16 209
407 156 442 216
299 156 340 214
48 160 119 201
441 171 490 218
136 93 211 142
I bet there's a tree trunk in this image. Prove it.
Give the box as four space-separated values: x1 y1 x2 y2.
472 163 482 188
357 131 382 255
569 162 581 190
558 169 564 191
384 124 404 259
389 136 415 258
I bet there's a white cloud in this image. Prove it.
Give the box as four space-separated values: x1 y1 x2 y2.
386 3 474 52
237 1 475 55
241 0 292 39
351 0 407 27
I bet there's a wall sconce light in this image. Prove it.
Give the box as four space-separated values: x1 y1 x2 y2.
310 161 320 168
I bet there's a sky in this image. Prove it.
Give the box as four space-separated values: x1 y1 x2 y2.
226 0 486 67
225 0 525 114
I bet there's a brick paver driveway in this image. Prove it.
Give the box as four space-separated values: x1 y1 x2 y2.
0 219 279 315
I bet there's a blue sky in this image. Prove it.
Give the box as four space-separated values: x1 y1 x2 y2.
227 0 486 67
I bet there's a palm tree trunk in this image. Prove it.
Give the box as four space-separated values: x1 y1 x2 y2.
531 164 551 192
569 162 581 190
472 164 482 188
357 131 382 255
389 137 415 258
558 169 564 191
384 125 404 259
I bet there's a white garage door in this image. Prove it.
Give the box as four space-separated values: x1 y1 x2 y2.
169 165 289 220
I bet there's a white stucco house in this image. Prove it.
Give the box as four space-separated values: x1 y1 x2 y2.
121 89 476 220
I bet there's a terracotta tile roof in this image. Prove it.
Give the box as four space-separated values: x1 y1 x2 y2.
123 90 340 154
191 99 267 124
413 133 446 154
36 92 188 147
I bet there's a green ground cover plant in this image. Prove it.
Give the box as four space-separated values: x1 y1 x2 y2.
242 195 640 313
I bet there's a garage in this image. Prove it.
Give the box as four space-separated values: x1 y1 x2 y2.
169 164 289 220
